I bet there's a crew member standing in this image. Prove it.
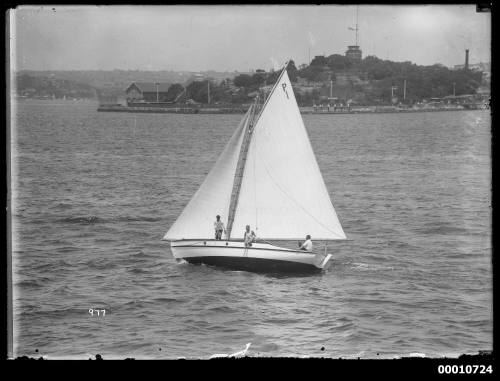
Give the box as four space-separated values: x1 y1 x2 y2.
244 225 256 247
214 215 226 240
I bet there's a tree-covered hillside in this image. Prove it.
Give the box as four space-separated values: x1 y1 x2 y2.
14 54 486 106
16 74 96 99
228 55 484 105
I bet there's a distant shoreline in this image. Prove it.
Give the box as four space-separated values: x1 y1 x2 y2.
96 104 488 115
13 98 488 114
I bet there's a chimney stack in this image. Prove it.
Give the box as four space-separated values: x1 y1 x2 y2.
465 49 469 70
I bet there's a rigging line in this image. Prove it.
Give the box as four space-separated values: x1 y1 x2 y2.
253 125 258 232
255 144 345 239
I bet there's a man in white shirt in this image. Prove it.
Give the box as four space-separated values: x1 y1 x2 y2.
244 225 256 247
299 235 313 251
214 215 226 240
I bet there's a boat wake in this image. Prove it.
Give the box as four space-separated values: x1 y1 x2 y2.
351 262 394 271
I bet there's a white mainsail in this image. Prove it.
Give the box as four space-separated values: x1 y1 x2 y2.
231 70 346 240
163 108 251 240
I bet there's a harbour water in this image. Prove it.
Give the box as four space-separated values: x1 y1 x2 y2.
10 100 492 359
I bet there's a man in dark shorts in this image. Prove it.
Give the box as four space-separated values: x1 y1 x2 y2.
214 215 226 240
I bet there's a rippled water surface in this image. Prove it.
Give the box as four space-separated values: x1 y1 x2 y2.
11 100 492 359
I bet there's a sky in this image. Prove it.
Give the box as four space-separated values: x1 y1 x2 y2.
9 5 491 72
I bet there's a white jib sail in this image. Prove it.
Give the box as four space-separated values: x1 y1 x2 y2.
231 70 346 240
163 108 251 240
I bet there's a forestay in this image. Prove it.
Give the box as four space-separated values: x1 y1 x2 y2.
231 70 346 240
163 108 251 240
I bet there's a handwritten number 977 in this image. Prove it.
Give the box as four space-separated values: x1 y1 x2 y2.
89 309 106 317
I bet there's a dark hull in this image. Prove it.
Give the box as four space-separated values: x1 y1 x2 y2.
184 256 322 274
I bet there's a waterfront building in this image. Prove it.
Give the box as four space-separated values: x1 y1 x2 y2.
125 82 170 102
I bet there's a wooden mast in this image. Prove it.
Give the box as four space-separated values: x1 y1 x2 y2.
225 102 257 239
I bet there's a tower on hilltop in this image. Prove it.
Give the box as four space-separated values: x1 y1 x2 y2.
346 6 362 61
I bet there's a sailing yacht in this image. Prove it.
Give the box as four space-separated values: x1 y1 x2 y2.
163 63 347 273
